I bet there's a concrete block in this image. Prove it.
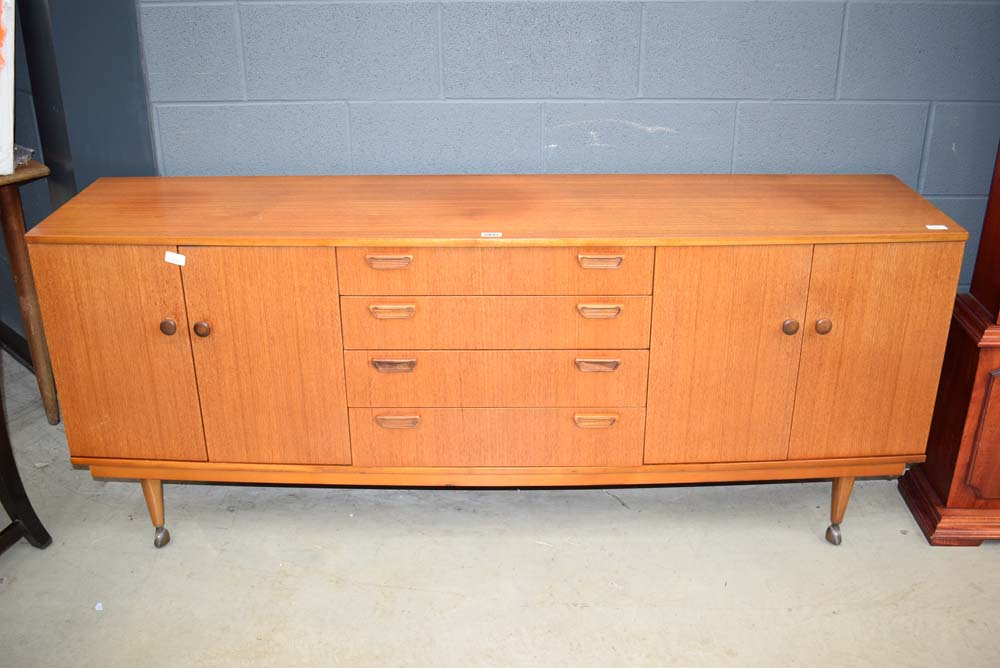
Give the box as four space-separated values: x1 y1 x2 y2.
241 2 439 100
350 102 542 174
642 2 843 99
140 3 244 102
157 103 350 176
922 103 1000 196
841 3 1000 100
443 3 640 98
734 102 928 189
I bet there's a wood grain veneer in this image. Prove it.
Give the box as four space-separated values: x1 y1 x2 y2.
645 245 812 463
181 247 351 465
340 296 652 350
349 407 646 467
30 244 207 461
337 247 653 295
788 242 964 459
26 174 965 247
345 350 649 407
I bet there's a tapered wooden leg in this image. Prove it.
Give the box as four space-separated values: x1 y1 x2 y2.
140 479 170 548
826 476 855 545
0 184 60 425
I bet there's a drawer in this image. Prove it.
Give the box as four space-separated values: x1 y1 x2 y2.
345 350 649 407
340 296 652 350
349 407 645 467
336 247 653 295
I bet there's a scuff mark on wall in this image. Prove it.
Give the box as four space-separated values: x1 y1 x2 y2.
586 129 613 148
557 118 681 135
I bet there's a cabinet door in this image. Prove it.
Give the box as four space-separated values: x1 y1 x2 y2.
181 247 350 464
645 246 812 463
788 242 964 459
30 244 206 460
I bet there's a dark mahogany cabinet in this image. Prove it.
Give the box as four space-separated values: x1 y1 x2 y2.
899 146 1000 546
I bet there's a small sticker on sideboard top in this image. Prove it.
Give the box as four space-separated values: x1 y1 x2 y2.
480 232 503 238
925 225 948 230
164 251 186 266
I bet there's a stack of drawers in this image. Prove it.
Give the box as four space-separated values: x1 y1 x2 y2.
337 247 654 467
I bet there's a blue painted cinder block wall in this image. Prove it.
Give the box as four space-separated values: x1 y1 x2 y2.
138 1 1000 290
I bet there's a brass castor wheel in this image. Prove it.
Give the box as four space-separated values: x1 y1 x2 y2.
825 523 842 546
153 525 171 548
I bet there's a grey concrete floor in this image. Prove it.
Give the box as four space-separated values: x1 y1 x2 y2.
0 353 997 668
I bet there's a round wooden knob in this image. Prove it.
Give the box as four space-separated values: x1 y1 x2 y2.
193 321 212 338
159 318 177 336
781 319 800 336
815 318 833 335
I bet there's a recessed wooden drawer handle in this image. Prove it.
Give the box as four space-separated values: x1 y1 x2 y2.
366 254 413 270
368 304 416 319
576 255 625 269
575 358 621 372
578 255 624 269
576 304 623 319
371 358 417 373
573 414 618 428
376 415 421 429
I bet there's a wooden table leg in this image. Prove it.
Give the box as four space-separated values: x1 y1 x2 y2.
0 184 59 425
140 479 171 548
825 476 855 546
0 363 52 554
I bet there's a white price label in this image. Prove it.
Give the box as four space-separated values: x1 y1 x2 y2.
925 225 948 231
480 232 503 238
164 251 187 266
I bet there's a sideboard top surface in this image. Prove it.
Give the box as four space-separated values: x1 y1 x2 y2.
26 173 967 247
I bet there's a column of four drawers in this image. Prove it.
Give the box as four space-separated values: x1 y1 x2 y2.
337 247 654 467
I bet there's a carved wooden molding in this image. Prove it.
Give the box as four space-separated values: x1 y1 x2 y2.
966 368 1000 500
954 293 1000 348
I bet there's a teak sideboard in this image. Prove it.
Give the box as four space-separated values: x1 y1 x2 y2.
26 174 966 548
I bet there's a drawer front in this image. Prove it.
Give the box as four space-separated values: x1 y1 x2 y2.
350 408 645 466
337 247 653 295
341 296 652 349
345 350 649 407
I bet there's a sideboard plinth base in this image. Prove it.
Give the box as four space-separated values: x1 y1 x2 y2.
74 455 916 488
73 455 919 545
